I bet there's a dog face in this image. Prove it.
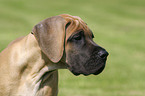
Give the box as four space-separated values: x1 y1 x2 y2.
33 14 108 76
61 15 109 76
65 31 108 76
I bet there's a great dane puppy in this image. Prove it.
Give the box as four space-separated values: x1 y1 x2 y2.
0 14 108 96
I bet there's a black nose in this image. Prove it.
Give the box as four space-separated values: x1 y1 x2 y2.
98 50 109 59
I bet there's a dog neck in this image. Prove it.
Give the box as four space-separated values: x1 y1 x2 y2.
0 33 66 96
15 33 67 96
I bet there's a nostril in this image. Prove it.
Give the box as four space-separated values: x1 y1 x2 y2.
98 50 109 59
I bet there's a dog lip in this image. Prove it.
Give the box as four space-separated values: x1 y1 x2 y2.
68 67 87 76
67 58 107 76
67 63 106 76
93 64 105 75
69 67 104 76
73 72 81 76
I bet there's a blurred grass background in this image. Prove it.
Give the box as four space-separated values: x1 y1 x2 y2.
0 0 145 96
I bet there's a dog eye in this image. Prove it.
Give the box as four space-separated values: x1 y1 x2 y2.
73 32 83 40
73 34 81 40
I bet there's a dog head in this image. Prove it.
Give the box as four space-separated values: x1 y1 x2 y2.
32 14 109 76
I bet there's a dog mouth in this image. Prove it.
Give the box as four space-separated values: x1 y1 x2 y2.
70 63 106 76
67 51 108 76
67 58 107 76
69 65 105 76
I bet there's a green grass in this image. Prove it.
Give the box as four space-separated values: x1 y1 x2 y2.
0 0 145 96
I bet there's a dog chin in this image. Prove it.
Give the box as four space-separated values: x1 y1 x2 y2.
93 64 105 75
69 64 105 76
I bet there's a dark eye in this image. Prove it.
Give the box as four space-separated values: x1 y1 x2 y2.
73 31 83 40
73 34 81 40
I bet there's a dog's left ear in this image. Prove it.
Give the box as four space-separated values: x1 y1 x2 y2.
32 16 66 63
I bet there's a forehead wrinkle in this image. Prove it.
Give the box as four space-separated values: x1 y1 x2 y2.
60 14 89 31
65 20 80 40
76 19 92 38
72 16 90 32
66 19 79 33
60 14 91 39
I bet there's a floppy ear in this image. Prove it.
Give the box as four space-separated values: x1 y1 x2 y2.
32 16 66 63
